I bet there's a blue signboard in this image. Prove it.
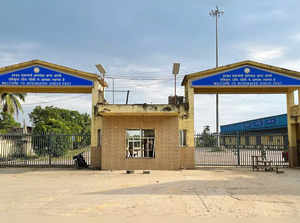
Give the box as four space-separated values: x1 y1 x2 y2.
220 114 287 134
191 66 300 87
0 66 93 87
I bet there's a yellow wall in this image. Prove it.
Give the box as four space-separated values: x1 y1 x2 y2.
101 116 183 170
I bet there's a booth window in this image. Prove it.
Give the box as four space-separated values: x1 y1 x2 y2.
126 129 155 158
179 130 187 147
97 129 102 147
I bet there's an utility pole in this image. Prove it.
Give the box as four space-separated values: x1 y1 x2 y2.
209 6 224 147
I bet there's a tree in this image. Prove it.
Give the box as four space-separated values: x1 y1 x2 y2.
0 93 26 116
29 106 91 135
29 106 91 157
201 125 217 147
0 112 21 134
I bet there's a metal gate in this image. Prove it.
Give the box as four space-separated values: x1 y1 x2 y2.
195 133 289 167
0 134 91 168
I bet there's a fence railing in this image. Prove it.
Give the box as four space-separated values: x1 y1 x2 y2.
0 134 91 167
194 133 289 166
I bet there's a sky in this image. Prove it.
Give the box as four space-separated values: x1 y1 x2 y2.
1 0 300 132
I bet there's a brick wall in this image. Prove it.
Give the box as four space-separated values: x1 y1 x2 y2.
101 116 182 170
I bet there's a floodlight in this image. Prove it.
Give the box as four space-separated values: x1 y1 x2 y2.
96 64 106 75
172 63 180 76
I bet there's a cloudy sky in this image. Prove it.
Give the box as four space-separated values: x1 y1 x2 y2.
1 0 300 132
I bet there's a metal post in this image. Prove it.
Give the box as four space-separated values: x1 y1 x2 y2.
126 90 130 104
112 78 115 104
210 6 223 148
237 134 240 166
174 74 177 104
216 14 219 147
48 135 52 167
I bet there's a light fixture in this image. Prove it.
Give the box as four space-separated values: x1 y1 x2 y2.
95 64 106 78
172 63 180 76
172 63 180 104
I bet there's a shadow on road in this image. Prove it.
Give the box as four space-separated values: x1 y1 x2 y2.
81 176 300 197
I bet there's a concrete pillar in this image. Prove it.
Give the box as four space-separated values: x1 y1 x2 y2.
286 90 299 167
298 88 300 105
185 83 195 147
90 80 102 169
177 82 195 169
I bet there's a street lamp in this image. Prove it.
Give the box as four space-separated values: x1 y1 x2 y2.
172 63 180 104
96 64 106 79
209 6 224 146
96 64 115 104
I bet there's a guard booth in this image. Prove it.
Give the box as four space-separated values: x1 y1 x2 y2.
92 101 195 170
182 60 300 167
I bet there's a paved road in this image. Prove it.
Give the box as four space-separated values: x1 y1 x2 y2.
0 168 300 221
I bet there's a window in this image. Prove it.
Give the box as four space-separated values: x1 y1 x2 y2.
97 129 102 147
126 129 155 158
256 136 261 145
245 136 250 146
179 130 187 147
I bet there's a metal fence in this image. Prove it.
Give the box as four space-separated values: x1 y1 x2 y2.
0 134 91 168
194 133 289 167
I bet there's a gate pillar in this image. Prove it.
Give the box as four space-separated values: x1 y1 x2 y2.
90 80 104 169
286 90 299 167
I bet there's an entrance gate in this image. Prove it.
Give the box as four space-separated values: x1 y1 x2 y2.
0 134 91 167
0 60 107 169
194 133 289 167
181 60 300 168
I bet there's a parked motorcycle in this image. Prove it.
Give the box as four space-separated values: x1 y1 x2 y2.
73 152 88 169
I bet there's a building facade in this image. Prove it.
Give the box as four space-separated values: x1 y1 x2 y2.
91 100 195 170
220 114 288 148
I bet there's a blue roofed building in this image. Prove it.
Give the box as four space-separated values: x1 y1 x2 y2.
220 114 288 147
221 114 287 135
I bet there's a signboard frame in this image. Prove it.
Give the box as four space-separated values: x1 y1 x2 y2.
190 65 300 88
0 64 94 89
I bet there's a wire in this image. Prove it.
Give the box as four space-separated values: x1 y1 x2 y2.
22 94 89 106
105 74 186 80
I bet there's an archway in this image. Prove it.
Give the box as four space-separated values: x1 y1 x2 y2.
0 60 106 168
182 60 300 167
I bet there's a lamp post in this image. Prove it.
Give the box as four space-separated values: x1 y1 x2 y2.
96 64 106 79
209 6 224 146
96 64 112 103
172 63 180 104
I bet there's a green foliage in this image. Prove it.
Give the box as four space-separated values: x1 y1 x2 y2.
0 112 21 133
202 134 217 147
29 106 91 157
30 106 91 135
1 93 26 116
196 125 217 147
32 135 71 157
